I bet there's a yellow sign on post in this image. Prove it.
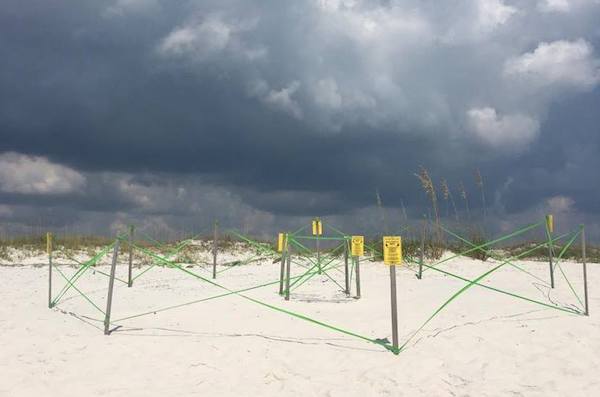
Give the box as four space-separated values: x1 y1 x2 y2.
312 219 323 236
277 233 287 252
546 214 554 233
351 236 364 257
46 232 52 255
383 236 402 265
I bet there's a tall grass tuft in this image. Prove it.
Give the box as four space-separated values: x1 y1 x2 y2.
441 179 459 222
474 168 486 222
415 167 443 258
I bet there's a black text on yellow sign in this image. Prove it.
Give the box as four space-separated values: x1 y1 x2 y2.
546 214 554 233
383 236 402 265
311 219 323 236
351 236 364 257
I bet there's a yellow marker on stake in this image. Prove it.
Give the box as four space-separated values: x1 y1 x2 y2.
46 232 52 254
546 214 554 233
312 218 323 236
383 236 402 265
351 236 364 257
277 233 285 252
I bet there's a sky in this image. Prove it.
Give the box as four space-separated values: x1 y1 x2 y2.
1 0 599 241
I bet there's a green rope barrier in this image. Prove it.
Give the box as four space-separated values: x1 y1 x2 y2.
399 229 581 352
131 238 195 282
287 239 346 291
228 230 279 256
58 251 128 285
290 224 309 237
131 244 395 352
439 223 551 286
422 221 543 274
54 266 106 315
52 241 116 306
113 263 344 323
323 223 349 238
293 235 347 241
551 229 585 309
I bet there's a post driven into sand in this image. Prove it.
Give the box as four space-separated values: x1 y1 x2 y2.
47 232 53 309
582 226 589 316
285 246 292 301
389 265 399 350
213 220 218 279
127 225 134 288
547 215 555 289
279 234 287 295
104 238 120 335
344 239 350 296
354 256 361 299
418 221 425 280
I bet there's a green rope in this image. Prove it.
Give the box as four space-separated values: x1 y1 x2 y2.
228 230 279 256
58 251 128 285
114 264 343 322
552 229 585 309
422 221 542 274
287 239 346 292
131 238 195 282
439 223 551 286
132 244 395 353
52 241 116 305
399 230 581 352
54 266 106 315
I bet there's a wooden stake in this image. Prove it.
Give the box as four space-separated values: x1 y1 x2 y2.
104 238 120 335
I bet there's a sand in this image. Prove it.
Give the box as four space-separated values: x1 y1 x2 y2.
1 250 599 396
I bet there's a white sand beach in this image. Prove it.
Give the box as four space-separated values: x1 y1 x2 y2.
1 250 598 396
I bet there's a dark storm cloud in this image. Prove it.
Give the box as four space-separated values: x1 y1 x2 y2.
1 0 600 238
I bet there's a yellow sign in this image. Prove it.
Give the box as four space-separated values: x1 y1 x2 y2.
546 214 554 233
46 232 52 255
312 219 323 236
383 236 402 265
351 236 364 257
277 233 287 253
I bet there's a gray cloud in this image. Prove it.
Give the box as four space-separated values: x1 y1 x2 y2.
1 0 600 240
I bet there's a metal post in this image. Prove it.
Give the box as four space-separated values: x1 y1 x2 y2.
316 235 321 274
354 256 361 299
582 226 589 316
548 229 555 289
212 220 218 279
47 232 53 308
127 225 134 287
285 249 292 301
104 239 120 335
418 221 425 280
389 265 399 351
279 235 287 295
344 240 350 296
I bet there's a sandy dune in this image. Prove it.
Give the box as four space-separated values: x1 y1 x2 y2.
1 252 598 396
